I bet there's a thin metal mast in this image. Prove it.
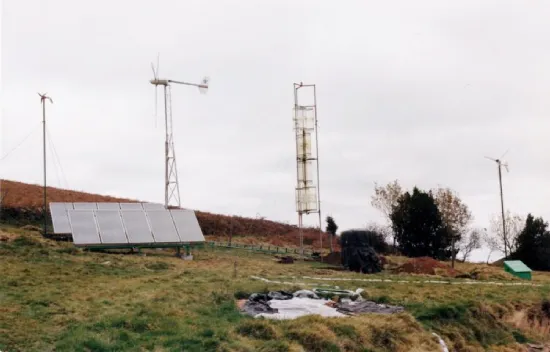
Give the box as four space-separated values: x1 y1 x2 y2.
39 93 53 237
313 85 323 253
485 154 509 258
497 161 507 257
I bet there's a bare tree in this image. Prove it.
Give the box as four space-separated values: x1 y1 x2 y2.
483 229 500 264
432 187 473 268
365 222 392 244
489 211 524 258
371 180 403 247
458 228 482 262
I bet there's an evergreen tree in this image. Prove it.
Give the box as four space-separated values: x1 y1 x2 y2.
390 187 452 260
325 216 338 253
514 214 550 271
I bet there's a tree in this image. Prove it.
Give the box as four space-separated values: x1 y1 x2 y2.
390 187 451 260
483 229 499 264
432 187 473 267
458 228 482 262
371 180 404 247
364 222 391 254
488 211 524 258
514 214 550 271
325 216 338 253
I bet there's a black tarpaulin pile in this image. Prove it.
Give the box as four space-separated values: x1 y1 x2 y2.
340 230 382 274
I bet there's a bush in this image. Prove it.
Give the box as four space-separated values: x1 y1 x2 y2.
340 229 388 254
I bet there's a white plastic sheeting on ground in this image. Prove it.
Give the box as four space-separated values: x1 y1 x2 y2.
255 298 347 320
432 333 449 352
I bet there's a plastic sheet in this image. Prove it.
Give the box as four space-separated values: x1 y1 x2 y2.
255 298 346 320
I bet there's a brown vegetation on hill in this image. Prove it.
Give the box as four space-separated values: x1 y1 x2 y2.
0 179 334 249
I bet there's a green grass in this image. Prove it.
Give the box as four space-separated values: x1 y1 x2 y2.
1 228 550 351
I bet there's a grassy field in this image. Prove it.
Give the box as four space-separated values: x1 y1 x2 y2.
1 226 550 352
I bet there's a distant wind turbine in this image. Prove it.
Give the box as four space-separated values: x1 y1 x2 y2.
485 149 510 257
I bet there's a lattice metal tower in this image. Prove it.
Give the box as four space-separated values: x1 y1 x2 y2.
150 59 208 208
293 83 322 255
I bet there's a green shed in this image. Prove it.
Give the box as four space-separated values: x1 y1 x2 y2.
504 260 532 280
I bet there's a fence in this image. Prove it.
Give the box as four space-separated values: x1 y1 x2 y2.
194 241 316 256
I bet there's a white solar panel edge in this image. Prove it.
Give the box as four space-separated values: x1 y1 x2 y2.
117 210 131 244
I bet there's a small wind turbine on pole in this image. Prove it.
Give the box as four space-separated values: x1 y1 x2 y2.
38 92 53 237
150 57 209 208
485 150 510 257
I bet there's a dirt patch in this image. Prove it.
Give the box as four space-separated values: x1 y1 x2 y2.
397 257 460 277
0 230 19 242
322 252 342 266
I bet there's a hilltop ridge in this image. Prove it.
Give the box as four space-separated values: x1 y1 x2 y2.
0 179 332 249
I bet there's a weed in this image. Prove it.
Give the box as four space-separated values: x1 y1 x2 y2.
328 323 359 339
236 320 277 340
234 290 251 299
286 326 340 352
145 261 172 271
258 340 291 352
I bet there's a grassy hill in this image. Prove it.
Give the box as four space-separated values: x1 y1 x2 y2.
3 180 550 351
1 227 549 351
0 179 333 250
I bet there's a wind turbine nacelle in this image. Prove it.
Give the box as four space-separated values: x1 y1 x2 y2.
150 79 169 86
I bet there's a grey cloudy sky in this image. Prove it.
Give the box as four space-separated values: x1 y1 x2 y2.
3 0 550 261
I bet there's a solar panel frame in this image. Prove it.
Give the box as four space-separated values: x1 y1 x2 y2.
120 209 156 244
97 202 121 210
95 210 129 244
68 210 101 245
50 202 204 248
73 202 97 210
170 209 205 243
120 203 143 210
145 210 181 243
142 203 165 210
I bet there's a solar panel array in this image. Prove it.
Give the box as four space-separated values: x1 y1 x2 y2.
49 202 204 247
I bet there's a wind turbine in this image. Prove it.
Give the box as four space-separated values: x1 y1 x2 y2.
485 150 510 257
150 57 209 209
38 92 53 237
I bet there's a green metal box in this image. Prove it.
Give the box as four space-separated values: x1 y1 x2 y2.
504 260 532 280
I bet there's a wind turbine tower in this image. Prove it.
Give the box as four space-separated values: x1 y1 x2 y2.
293 82 323 256
485 151 510 257
150 58 209 208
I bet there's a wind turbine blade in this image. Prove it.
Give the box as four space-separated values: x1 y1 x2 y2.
484 156 497 162
151 63 157 79
500 149 509 159
156 52 160 78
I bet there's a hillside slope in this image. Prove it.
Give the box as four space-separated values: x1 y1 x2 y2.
0 179 332 249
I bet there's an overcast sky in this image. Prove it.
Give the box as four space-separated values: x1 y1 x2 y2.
3 0 550 261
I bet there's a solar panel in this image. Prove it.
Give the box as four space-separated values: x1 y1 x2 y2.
95 210 128 244
97 202 121 210
143 203 165 210
120 203 143 210
50 202 72 233
50 202 204 247
170 209 205 242
73 202 97 210
120 210 155 243
68 210 101 245
146 210 181 243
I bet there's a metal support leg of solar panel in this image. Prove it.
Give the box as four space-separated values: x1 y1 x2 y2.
49 202 205 255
